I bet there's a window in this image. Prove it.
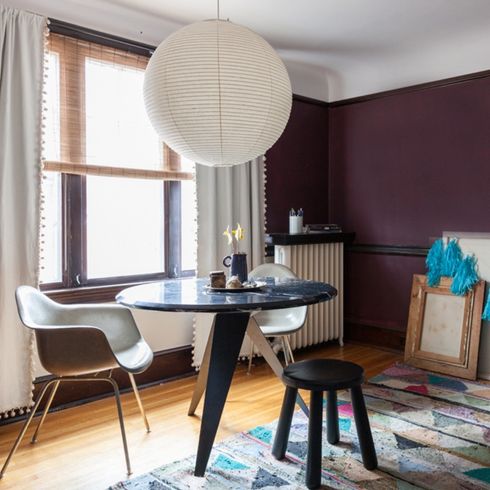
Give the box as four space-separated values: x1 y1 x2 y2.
40 34 196 290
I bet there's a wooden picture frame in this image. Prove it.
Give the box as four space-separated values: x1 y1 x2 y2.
404 274 485 380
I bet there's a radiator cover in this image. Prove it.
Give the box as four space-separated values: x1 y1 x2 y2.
274 242 344 349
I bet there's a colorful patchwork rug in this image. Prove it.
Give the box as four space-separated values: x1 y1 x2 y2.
110 363 490 489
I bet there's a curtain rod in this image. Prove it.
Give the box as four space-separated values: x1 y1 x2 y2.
48 18 155 57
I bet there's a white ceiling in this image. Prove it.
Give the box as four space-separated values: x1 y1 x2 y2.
5 0 490 101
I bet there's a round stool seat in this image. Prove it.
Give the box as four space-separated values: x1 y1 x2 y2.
282 359 364 391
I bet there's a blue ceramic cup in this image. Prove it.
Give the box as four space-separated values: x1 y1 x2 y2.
223 253 248 283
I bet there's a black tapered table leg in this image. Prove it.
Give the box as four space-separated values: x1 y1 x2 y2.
272 386 298 460
326 390 339 444
194 312 250 477
350 385 377 470
306 390 323 489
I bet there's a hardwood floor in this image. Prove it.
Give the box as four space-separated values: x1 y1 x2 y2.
0 343 401 490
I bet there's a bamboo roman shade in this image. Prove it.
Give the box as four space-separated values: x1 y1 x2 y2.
44 33 193 181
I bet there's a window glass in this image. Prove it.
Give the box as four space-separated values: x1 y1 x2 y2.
39 172 63 284
181 178 197 271
180 155 195 173
180 157 196 271
39 33 197 289
85 58 161 170
86 176 165 278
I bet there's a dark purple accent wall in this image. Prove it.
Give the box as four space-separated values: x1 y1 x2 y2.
329 77 490 245
344 252 425 331
329 75 490 334
265 99 329 232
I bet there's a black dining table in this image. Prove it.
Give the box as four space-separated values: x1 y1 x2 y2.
116 276 337 477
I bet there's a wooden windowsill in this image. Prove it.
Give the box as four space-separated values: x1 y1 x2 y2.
43 273 196 304
44 282 148 304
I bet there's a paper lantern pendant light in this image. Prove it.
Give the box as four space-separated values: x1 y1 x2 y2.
144 19 292 167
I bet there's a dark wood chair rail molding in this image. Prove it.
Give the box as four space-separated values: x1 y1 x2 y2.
346 244 428 257
266 231 355 246
0 345 195 427
44 244 424 318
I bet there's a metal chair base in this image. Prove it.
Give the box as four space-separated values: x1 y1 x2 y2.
247 335 295 374
0 373 150 479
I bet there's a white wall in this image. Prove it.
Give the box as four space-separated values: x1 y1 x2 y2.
131 310 194 352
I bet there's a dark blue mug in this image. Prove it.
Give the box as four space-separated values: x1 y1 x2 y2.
223 253 248 284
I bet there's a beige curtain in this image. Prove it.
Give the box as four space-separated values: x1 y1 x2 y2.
193 156 267 367
0 6 46 417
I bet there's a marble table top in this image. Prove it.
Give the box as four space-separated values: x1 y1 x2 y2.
116 277 337 313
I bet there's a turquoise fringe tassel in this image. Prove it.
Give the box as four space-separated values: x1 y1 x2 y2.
451 255 479 296
426 238 444 287
483 290 490 321
442 239 463 277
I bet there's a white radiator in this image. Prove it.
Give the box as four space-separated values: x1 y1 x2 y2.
274 242 344 349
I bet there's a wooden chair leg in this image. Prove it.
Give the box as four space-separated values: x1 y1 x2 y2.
306 390 323 489
326 390 339 444
272 386 297 460
351 385 377 470
128 373 150 433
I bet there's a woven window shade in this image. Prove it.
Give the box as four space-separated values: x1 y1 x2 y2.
44 33 193 181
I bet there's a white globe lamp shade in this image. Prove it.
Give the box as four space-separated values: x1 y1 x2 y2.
144 19 292 167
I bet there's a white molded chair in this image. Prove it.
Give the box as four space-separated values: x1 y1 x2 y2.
0 286 154 478
248 263 308 373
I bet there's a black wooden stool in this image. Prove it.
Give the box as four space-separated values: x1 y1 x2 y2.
272 359 377 489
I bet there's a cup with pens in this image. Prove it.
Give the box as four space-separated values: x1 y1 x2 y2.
289 208 303 234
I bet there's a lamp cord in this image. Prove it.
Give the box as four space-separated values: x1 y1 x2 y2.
217 0 220 20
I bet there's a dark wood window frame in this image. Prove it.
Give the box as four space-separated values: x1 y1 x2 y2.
42 178 189 304
41 25 194 304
